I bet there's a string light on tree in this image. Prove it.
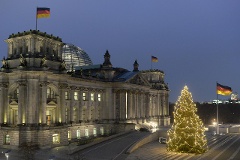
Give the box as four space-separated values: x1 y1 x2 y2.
167 85 208 154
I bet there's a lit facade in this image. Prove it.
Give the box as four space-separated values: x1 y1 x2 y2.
0 30 170 149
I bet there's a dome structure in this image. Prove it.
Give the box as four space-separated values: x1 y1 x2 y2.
62 43 93 71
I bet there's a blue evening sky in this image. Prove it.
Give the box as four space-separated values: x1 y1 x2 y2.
1 0 240 103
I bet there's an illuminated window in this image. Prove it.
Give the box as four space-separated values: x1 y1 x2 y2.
85 129 89 137
93 128 97 137
91 93 94 101
68 131 71 140
82 92 86 101
100 127 104 136
74 92 78 100
52 134 60 144
4 134 10 145
65 91 69 100
77 130 80 139
47 87 55 99
97 93 101 102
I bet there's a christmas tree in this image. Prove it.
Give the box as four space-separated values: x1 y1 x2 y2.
167 86 208 154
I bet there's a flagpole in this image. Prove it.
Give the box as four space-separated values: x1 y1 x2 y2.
216 82 219 134
36 7 38 30
151 56 152 70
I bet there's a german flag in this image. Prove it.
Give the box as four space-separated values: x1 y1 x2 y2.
37 7 50 19
151 56 158 62
217 83 232 96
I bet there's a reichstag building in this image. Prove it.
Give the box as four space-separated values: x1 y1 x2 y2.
0 30 170 149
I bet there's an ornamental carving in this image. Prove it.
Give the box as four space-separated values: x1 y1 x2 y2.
129 75 149 86
40 55 47 67
19 54 27 67
59 60 66 71
1 57 9 69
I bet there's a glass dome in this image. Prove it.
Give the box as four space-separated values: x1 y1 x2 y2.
62 43 93 71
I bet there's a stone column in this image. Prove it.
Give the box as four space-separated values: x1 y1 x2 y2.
0 82 8 124
133 91 138 122
59 83 68 123
113 89 120 122
10 109 13 124
8 41 13 56
39 82 48 124
140 92 144 118
52 109 56 123
18 80 27 124
127 90 132 119
57 43 62 59
106 87 113 120
153 94 157 117
112 89 116 121
165 92 169 115
70 86 75 122
26 79 39 124
79 89 83 121
150 95 153 117
56 95 61 123
132 91 136 119
161 93 166 115
145 93 150 119
30 37 34 53
159 93 163 116
120 90 127 120
155 93 159 117
136 92 140 119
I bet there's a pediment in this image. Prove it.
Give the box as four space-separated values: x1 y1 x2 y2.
127 74 150 86
9 100 18 105
47 101 57 105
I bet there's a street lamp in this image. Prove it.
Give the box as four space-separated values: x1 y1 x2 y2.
212 119 217 126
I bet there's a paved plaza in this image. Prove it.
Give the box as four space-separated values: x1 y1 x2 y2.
1 132 240 160
126 133 240 160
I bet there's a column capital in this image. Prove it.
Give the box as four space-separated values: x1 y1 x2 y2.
39 81 49 87
70 86 77 90
0 82 8 88
80 87 88 91
17 80 27 86
58 83 68 89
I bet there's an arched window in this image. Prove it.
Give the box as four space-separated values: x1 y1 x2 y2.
47 87 56 99
12 88 19 99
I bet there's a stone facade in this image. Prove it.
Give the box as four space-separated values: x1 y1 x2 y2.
0 30 170 149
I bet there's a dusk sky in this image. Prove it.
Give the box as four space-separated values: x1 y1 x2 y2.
1 1 240 103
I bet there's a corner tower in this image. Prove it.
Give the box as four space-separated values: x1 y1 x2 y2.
3 30 64 71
